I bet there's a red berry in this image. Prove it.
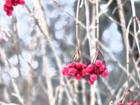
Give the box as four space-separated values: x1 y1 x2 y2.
90 74 97 81
88 79 94 85
6 11 12 16
126 102 135 105
99 65 106 73
134 102 139 105
75 62 86 69
95 60 103 67
62 68 68 75
67 63 75 68
5 0 12 7
74 73 81 80
18 0 25 5
116 102 124 105
81 69 88 77
12 0 19 6
68 68 77 75
101 69 109 78
86 64 94 74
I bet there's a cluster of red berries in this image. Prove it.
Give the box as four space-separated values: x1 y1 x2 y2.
3 0 25 16
117 101 140 105
62 60 109 85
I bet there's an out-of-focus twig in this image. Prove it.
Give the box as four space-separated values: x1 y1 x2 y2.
0 101 20 105
117 0 130 88
130 0 140 56
11 79 24 105
76 0 81 51
131 57 140 88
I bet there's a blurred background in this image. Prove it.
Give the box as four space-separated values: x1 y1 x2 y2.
0 0 140 105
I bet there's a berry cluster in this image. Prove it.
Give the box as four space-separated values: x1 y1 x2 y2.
117 101 140 105
62 60 109 85
3 0 25 16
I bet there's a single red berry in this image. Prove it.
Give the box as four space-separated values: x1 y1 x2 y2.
12 0 19 6
4 5 8 11
126 102 135 105
74 73 81 80
18 0 25 5
95 60 103 67
75 62 85 69
90 74 97 81
67 63 75 68
116 101 124 105
68 68 77 75
88 79 95 85
5 0 12 6
81 69 88 77
134 102 139 105
99 65 106 73
86 64 94 74
62 68 68 75
6 11 13 16
101 69 109 78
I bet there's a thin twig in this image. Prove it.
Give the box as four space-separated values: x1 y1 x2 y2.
76 0 81 50
117 0 130 87
130 0 140 56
